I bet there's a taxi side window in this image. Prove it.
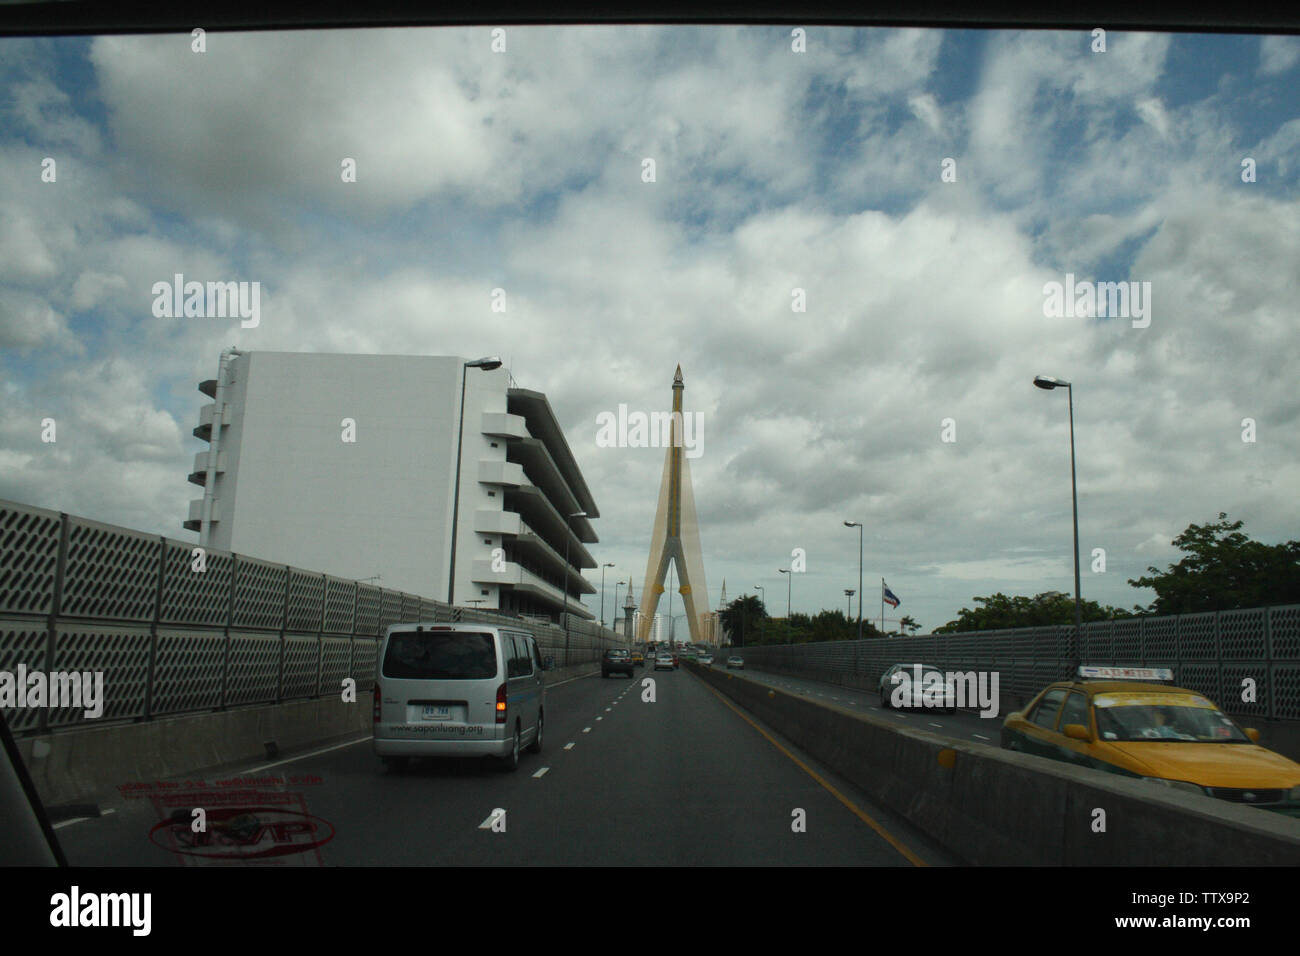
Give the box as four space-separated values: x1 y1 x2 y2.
1031 689 1068 730
1059 692 1089 731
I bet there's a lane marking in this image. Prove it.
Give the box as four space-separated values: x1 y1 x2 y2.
697 679 927 867
596 716 603 721
53 808 116 830
532 767 550 778
582 727 591 733
972 734 990 741
564 742 575 750
244 734 371 773
478 811 504 829
929 722 943 728
605 708 612 712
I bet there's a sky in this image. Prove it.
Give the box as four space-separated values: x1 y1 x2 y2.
1 26 1299 633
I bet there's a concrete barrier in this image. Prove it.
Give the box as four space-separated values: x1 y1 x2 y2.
689 663 1300 865
21 662 600 807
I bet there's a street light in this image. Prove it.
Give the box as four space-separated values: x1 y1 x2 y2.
778 568 792 619
845 588 855 620
754 584 766 642
600 562 615 628
844 520 863 641
613 579 624 631
447 356 503 606
1033 375 1083 666
562 510 588 665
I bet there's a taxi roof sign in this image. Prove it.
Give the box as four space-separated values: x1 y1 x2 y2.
1078 665 1174 682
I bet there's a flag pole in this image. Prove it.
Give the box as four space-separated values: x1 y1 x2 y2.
880 577 884 634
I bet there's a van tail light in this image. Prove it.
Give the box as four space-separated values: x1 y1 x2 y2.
373 682 382 723
496 683 508 724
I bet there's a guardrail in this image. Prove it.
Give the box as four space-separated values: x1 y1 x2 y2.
730 606 1300 720
0 498 627 737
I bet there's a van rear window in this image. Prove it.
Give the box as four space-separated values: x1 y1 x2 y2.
383 631 497 680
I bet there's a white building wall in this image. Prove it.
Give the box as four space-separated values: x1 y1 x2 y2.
206 352 472 599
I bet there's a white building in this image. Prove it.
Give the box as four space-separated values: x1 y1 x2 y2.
185 350 599 620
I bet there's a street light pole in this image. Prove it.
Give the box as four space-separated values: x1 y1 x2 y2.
613 580 624 631
754 584 765 643
447 356 503 606
600 562 614 628
778 568 791 619
845 589 855 620
562 510 588 666
1034 375 1083 666
844 521 863 640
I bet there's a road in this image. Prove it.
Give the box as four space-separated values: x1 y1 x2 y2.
732 666 1007 747
53 665 958 866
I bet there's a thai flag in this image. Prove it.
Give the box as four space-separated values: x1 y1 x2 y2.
882 582 900 608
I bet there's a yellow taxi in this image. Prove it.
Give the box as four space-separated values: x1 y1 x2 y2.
1001 666 1300 816
630 651 645 667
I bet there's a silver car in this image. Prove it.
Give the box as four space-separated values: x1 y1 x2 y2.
373 623 547 772
879 662 956 712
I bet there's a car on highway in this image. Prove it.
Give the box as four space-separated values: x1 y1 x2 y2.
630 650 645 667
654 652 675 671
726 656 744 669
1002 666 1300 816
699 654 714 665
879 663 956 712
372 622 546 773
602 648 636 678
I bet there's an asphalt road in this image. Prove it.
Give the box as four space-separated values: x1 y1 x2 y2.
731 666 1008 747
53 666 958 866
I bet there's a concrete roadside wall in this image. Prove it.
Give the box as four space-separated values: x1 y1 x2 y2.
20 662 599 807
689 663 1300 865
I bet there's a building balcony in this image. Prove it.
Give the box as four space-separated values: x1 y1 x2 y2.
478 459 526 486
192 402 230 441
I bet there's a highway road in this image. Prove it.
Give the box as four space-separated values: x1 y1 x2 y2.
52 665 958 866
733 666 1007 747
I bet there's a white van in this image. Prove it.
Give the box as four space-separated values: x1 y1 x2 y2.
372 623 548 772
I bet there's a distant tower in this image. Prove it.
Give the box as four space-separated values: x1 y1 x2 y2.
636 365 710 644
622 580 637 641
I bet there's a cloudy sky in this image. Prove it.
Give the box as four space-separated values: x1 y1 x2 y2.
2 26 1299 632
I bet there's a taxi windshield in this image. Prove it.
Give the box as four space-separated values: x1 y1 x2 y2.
1093 694 1249 743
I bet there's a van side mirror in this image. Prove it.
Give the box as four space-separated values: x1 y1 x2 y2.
1063 723 1091 741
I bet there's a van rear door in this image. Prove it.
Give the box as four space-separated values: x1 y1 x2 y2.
379 628 503 734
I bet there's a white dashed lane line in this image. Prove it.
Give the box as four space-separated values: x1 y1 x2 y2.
972 734 991 741
564 742 575 750
582 727 591 734
532 767 550 778
53 808 116 830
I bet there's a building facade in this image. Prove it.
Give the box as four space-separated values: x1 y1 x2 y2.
185 350 599 620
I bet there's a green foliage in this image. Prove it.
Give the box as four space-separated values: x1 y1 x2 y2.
1127 513 1300 614
934 591 1135 633
720 598 882 645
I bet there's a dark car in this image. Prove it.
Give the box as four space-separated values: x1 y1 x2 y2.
602 649 635 678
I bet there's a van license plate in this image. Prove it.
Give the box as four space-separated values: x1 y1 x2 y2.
422 705 451 720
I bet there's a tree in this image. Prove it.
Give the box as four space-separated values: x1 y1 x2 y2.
719 595 767 646
934 591 1135 633
1128 513 1300 614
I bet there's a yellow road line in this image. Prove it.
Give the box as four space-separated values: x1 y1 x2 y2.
700 679 928 867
